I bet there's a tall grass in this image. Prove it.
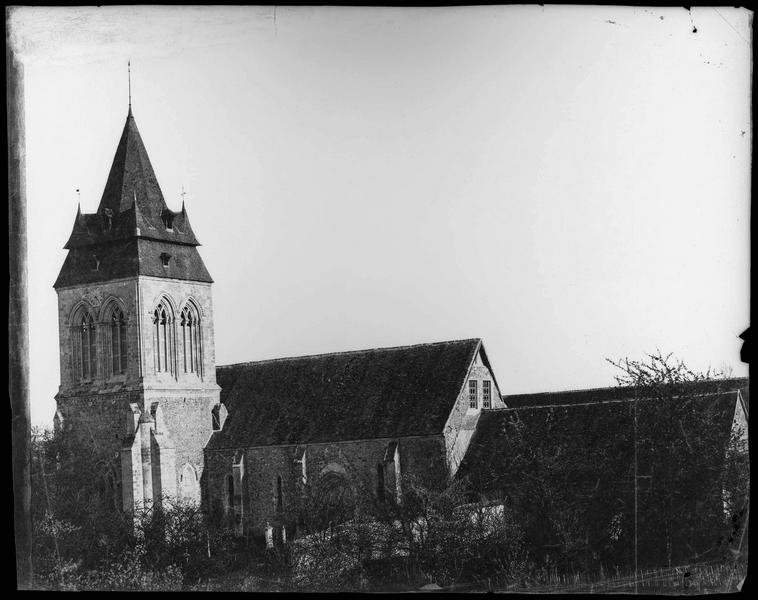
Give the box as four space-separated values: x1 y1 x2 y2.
492 560 746 594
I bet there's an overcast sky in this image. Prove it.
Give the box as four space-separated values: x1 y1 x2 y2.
9 6 751 427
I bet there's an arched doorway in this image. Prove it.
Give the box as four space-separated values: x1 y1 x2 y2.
314 469 356 529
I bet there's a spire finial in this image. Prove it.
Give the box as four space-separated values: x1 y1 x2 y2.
180 186 186 211
128 60 132 114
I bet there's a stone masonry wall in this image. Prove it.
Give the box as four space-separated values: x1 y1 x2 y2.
57 391 144 487
148 392 219 496
204 435 448 536
56 275 220 509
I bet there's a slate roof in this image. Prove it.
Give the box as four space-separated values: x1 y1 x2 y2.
54 238 213 288
459 381 747 493
55 109 211 288
64 202 200 249
207 339 484 449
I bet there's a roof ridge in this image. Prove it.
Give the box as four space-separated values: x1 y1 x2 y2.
502 377 749 399
217 338 482 369
501 389 740 411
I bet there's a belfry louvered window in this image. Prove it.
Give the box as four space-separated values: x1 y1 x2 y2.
483 380 491 409
180 304 201 375
72 310 97 381
109 306 127 375
469 380 478 409
152 301 175 375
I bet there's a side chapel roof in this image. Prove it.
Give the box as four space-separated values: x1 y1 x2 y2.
460 379 748 493
207 338 486 449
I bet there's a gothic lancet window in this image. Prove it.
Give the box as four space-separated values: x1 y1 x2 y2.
180 304 202 375
72 310 97 381
152 300 175 375
226 475 235 513
109 306 128 376
179 463 199 502
376 463 385 502
276 476 284 513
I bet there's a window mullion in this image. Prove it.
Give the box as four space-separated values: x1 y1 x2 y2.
191 322 196 373
120 319 127 374
154 314 160 373
83 323 90 380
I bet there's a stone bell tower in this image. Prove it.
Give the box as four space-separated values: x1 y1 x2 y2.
53 104 220 513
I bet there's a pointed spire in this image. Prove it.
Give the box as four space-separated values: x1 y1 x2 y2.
127 60 132 116
89 107 199 245
75 189 83 223
98 108 168 220
180 186 186 213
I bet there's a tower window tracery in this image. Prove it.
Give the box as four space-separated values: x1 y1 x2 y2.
72 309 97 381
152 300 175 375
180 304 202 376
109 305 128 376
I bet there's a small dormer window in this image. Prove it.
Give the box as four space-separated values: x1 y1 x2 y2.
160 253 171 267
161 209 174 230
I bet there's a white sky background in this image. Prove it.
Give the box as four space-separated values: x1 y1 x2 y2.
9 6 751 427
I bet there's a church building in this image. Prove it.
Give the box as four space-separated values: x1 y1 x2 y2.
54 104 748 550
53 106 506 537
